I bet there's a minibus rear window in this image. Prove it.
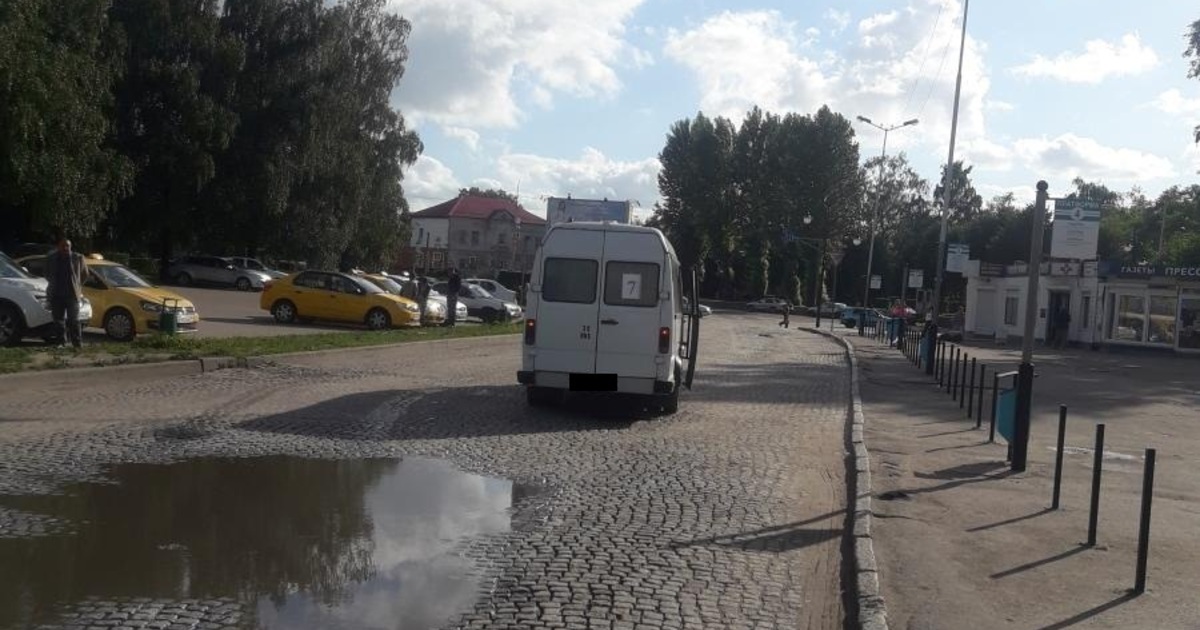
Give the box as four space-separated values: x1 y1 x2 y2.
543 258 598 303
604 262 660 308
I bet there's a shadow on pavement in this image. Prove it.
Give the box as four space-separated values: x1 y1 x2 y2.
990 545 1089 579
235 385 656 441
1036 591 1138 630
668 509 844 554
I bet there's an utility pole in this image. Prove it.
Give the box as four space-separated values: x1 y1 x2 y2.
1013 181 1050 472
929 0 970 375
857 116 919 309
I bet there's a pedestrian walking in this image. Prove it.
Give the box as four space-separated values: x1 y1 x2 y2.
45 238 88 349
778 302 791 328
446 267 462 326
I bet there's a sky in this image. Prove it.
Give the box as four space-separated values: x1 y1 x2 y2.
389 0 1200 219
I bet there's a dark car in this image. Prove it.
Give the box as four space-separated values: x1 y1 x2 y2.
841 307 885 328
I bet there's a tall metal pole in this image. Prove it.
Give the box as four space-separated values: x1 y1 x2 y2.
1012 181 1049 472
929 0 970 376
863 132 888 308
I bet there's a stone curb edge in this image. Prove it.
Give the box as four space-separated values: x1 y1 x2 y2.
801 327 889 630
0 332 521 384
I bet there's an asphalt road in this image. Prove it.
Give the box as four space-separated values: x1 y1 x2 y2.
0 313 852 630
171 285 344 338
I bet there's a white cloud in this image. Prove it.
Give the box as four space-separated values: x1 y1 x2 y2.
1149 89 1200 117
959 137 1013 171
824 9 850 35
661 1 993 161
403 155 461 211
1009 33 1158 84
858 11 898 34
1012 133 1176 183
391 0 647 130
442 126 480 151
978 183 1035 207
494 148 661 218
985 99 1014 112
1186 144 1200 174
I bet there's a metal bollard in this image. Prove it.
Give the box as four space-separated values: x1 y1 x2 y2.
975 364 986 428
963 356 974 411
952 349 961 400
1051 405 1067 509
939 342 946 386
988 372 999 443
1134 448 1157 594
1087 424 1105 547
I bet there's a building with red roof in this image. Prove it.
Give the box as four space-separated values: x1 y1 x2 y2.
404 193 546 276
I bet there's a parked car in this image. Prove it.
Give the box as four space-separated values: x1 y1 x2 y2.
261 270 420 330
432 282 522 323
227 256 287 280
166 255 272 291
385 274 468 323
464 278 517 303
358 273 446 326
817 301 848 317
746 297 792 313
683 297 712 318
840 307 884 329
0 253 93 345
18 254 196 341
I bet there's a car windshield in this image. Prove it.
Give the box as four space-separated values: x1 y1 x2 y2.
0 255 31 279
93 264 152 288
241 259 265 271
466 285 491 298
371 277 403 294
351 276 383 294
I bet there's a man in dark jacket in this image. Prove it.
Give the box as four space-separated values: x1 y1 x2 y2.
45 238 88 349
446 268 462 326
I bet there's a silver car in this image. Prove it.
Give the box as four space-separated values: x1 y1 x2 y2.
228 256 287 279
167 255 272 291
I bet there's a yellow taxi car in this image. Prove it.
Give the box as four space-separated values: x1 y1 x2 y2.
17 254 199 341
357 272 446 326
260 269 420 329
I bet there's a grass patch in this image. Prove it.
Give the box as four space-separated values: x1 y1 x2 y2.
0 323 520 374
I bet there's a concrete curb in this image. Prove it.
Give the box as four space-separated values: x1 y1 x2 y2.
239 331 521 366
802 327 889 630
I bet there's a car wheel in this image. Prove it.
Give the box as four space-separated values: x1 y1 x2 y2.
175 272 192 286
235 277 251 291
271 299 297 324
103 308 136 342
659 368 682 414
366 307 391 331
0 303 25 347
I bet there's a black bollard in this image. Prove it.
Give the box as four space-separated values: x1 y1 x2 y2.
937 342 945 386
1051 405 1067 510
988 372 999 443
1087 424 1105 547
963 356 974 411
976 364 986 428
952 350 961 401
1134 448 1157 594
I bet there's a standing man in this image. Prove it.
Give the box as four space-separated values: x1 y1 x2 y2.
446 267 462 327
45 238 88 349
416 275 430 325
1053 306 1071 349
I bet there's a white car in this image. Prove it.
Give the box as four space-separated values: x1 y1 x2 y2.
746 297 792 313
228 256 287 280
433 282 522 323
465 278 517 303
0 254 93 346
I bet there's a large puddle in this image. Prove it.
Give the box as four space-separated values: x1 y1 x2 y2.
0 457 527 629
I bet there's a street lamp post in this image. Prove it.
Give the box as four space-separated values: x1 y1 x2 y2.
857 116 918 310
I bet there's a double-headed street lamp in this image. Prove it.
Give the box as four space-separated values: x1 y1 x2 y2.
856 116 918 309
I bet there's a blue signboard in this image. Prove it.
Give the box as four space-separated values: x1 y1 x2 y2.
995 387 1017 443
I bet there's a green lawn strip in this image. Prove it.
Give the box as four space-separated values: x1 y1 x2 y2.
0 324 520 374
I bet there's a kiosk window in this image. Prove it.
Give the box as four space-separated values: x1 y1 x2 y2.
542 258 597 304
604 262 660 307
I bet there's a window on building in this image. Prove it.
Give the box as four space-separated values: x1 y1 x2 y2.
1003 296 1019 326
498 232 507 245
458 230 467 244
1112 294 1146 342
1080 295 1091 328
1149 295 1178 344
542 258 598 303
604 261 660 308
417 227 424 242
471 231 480 246
467 256 478 269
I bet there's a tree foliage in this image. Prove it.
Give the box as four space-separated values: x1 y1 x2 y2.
1187 18 1200 142
0 0 421 272
458 187 517 203
933 161 984 224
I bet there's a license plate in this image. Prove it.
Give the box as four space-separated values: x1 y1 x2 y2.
176 313 196 324
569 373 618 392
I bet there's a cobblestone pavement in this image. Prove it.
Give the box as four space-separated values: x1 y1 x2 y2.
0 314 851 630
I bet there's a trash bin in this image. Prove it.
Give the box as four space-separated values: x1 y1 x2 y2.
159 298 179 336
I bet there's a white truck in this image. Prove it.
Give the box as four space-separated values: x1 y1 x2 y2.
517 222 699 413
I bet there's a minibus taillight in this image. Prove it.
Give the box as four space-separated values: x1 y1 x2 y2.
525 318 537 345
658 327 670 354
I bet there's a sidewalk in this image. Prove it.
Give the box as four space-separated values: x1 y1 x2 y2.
816 319 1200 629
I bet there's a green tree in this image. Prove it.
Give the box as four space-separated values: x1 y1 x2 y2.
106 0 244 274
933 161 984 224
0 0 131 245
1186 18 1200 143
459 187 517 202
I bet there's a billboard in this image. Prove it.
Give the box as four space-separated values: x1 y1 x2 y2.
946 243 970 273
1051 199 1101 260
547 197 632 225
907 269 924 288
